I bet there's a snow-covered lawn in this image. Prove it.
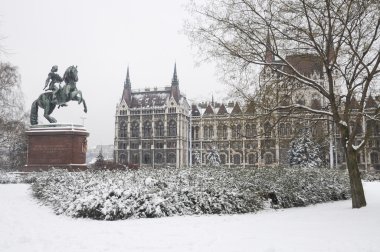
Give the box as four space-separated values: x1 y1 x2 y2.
0 182 379 252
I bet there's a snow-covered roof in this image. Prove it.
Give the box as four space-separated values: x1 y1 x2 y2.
130 91 171 108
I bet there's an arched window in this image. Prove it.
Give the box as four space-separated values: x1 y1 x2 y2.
265 153 273 164
217 125 223 138
246 124 252 137
285 123 292 136
119 154 127 164
143 153 151 164
131 121 139 137
155 120 164 137
264 122 271 138
168 120 177 137
231 125 237 138
119 121 127 138
209 126 214 139
131 153 139 164
155 152 164 164
195 126 199 139
279 123 285 136
143 121 152 138
167 153 176 163
204 126 208 139
233 154 241 164
311 94 321 109
371 152 379 164
223 125 228 139
220 154 226 164
248 153 255 164
237 125 241 138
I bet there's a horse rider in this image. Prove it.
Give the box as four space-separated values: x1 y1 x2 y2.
43 65 62 104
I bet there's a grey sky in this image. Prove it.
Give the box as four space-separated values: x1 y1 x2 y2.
0 0 225 147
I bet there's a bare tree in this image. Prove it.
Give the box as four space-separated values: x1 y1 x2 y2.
187 0 380 208
0 62 27 170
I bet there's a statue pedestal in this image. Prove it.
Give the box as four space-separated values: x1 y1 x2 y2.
23 124 89 171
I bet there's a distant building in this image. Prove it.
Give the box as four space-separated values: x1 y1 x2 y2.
114 65 190 168
87 144 114 164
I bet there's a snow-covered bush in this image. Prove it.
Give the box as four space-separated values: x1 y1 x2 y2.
361 171 380 181
0 171 38 184
31 167 350 220
193 150 201 166
206 146 221 167
288 128 322 168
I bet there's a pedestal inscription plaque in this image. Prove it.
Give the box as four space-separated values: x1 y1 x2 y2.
24 124 89 171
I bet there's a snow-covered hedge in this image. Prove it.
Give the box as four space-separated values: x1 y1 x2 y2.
31 167 350 220
361 171 380 181
0 171 37 184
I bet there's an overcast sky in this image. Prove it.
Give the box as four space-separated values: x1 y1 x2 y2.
0 0 226 147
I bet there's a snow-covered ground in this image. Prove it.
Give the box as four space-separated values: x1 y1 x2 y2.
0 182 379 252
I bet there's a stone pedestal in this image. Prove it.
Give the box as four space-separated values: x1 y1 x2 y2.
24 124 89 171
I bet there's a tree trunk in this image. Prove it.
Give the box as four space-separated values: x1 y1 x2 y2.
346 147 366 208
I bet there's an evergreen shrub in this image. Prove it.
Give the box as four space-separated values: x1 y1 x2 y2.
31 167 350 220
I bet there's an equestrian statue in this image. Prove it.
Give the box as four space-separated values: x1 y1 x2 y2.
30 65 87 125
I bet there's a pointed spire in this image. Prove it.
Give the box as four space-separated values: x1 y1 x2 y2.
171 63 179 86
124 66 131 88
265 29 274 63
122 66 132 107
211 94 215 107
170 63 180 103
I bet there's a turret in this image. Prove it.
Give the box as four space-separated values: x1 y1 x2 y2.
121 67 132 107
170 63 180 103
265 30 274 63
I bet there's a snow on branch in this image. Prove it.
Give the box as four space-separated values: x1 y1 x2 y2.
273 104 333 117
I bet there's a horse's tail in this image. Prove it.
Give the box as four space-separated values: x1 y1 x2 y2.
30 100 39 125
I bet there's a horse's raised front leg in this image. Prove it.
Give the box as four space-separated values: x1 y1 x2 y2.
82 99 87 113
72 90 83 104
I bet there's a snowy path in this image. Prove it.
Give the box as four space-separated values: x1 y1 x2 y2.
0 183 379 252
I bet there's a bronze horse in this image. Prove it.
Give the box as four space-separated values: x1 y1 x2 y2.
30 66 87 125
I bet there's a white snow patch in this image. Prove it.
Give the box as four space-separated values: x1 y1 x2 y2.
0 182 379 252
339 120 348 127
353 140 365 151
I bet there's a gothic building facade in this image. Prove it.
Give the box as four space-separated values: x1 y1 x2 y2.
114 60 380 171
114 65 190 168
187 37 380 170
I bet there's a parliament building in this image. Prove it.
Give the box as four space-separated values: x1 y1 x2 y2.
114 60 380 171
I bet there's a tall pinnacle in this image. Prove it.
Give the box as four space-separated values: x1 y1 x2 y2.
171 63 179 86
124 66 131 88
170 63 180 103
122 66 132 106
265 29 274 63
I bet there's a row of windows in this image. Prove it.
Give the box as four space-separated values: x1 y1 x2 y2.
193 123 269 139
194 153 274 165
119 120 177 138
119 152 176 164
118 141 177 149
122 109 170 115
